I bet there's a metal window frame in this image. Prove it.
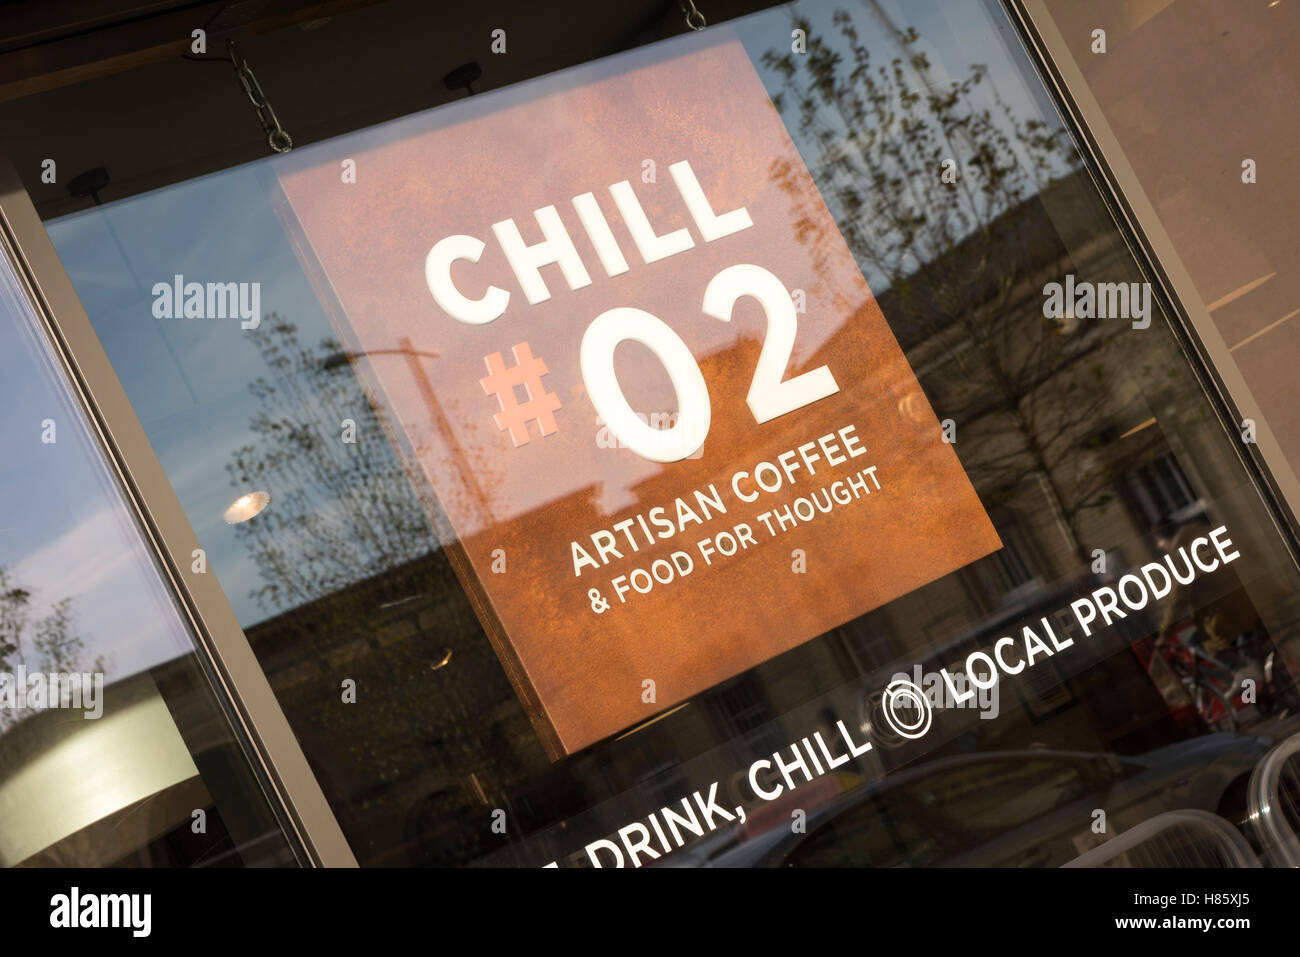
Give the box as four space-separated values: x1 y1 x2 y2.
0 157 356 868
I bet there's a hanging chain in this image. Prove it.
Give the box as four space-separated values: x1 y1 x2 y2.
679 0 707 31
227 40 293 153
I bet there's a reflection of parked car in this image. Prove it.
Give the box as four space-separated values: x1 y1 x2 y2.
667 735 1271 867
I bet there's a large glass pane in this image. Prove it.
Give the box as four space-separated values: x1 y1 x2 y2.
41 0 1300 867
0 234 296 867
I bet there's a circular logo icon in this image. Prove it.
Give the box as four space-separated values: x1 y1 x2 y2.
880 679 932 740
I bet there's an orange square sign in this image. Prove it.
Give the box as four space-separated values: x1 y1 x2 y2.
275 32 1001 756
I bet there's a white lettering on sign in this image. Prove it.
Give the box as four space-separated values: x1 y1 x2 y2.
576 263 839 461
424 159 751 325
427 158 836 462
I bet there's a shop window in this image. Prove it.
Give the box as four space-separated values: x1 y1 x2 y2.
0 239 295 867
1125 452 1200 525
27 0 1300 868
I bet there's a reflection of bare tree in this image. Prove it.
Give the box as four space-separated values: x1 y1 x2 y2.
223 318 535 865
226 313 441 614
0 567 103 729
764 8 1160 560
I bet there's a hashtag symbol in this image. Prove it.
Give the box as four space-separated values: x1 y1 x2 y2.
479 341 562 448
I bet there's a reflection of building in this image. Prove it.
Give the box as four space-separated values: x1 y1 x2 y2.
222 163 1294 865
241 545 541 866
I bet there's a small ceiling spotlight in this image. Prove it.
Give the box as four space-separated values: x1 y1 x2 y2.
443 62 482 96
68 167 110 205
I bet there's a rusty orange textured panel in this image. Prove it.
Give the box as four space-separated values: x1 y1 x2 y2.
276 33 1001 756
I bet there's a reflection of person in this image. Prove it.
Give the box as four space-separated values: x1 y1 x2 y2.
1154 518 1262 661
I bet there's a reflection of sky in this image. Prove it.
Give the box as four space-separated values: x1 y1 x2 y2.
47 165 377 628
737 0 1074 292
0 250 195 678
44 0 1067 629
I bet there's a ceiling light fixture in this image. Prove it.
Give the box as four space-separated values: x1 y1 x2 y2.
223 490 270 524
